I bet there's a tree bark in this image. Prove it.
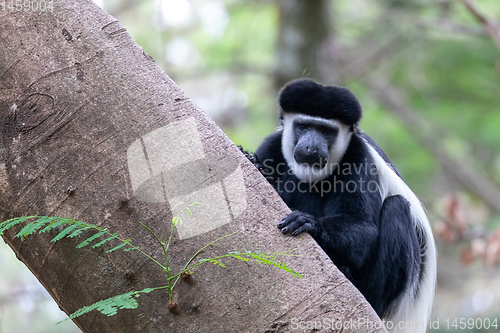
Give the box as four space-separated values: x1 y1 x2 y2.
0 1 386 332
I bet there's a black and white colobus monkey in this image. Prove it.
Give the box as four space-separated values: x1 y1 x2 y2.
254 79 436 332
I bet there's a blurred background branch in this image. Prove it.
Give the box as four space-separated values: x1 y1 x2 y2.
365 75 500 213
463 0 500 50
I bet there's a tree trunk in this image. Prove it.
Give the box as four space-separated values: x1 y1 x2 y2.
274 0 334 89
0 1 385 332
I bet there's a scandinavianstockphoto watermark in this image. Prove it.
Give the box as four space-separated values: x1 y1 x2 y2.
260 159 381 195
290 317 499 331
291 317 424 331
273 176 380 195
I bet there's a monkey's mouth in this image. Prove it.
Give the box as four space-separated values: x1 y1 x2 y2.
294 154 328 170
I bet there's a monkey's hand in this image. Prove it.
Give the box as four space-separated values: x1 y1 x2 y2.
238 145 263 173
277 211 321 237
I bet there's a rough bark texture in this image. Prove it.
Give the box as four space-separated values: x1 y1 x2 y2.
0 1 386 332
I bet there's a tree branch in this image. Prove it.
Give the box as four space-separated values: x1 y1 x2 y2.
416 18 488 36
365 76 500 214
463 0 500 51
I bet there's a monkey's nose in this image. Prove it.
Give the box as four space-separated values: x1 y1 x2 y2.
306 145 318 154
294 145 327 169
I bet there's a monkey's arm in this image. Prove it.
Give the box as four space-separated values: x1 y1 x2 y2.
278 211 378 270
279 195 422 318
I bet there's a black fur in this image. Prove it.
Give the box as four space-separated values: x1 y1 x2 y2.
238 145 262 172
254 80 422 318
279 78 362 125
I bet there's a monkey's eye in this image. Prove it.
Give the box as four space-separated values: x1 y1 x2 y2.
321 128 335 135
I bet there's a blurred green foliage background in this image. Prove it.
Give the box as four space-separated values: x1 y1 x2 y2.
2 0 500 332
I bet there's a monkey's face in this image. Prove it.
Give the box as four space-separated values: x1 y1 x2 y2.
282 114 352 183
292 119 336 170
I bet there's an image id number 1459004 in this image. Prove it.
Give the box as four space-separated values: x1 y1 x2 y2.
1 0 54 11
443 318 498 330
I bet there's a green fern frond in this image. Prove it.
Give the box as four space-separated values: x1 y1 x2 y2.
59 287 157 324
15 216 54 238
0 216 138 256
226 252 303 279
249 253 303 279
0 216 31 234
2 211 303 324
193 251 302 279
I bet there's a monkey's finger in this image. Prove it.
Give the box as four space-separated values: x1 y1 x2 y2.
280 218 307 234
277 215 298 229
291 223 312 236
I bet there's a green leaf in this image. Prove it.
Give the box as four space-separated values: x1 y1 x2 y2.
92 234 118 249
67 225 92 238
61 292 138 323
208 259 226 268
59 287 159 324
106 242 129 253
0 216 29 235
226 252 302 279
76 231 107 249
137 287 155 294
51 225 78 243
232 255 250 262
15 216 53 238
40 218 75 233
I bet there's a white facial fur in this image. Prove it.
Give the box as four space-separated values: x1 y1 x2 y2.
281 114 353 183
